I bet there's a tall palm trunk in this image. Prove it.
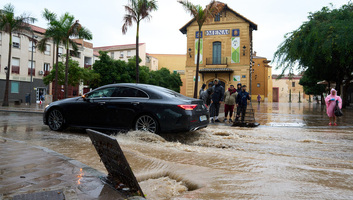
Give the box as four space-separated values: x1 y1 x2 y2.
2 33 12 107
54 42 59 101
135 22 140 83
64 42 69 98
193 27 201 98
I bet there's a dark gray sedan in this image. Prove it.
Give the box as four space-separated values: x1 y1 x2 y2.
43 83 209 133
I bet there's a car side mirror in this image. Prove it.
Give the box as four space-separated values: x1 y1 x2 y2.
82 95 87 101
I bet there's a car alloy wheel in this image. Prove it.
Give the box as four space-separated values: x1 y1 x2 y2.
135 115 158 133
48 109 65 131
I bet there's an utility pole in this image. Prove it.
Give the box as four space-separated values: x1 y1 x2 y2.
29 34 35 105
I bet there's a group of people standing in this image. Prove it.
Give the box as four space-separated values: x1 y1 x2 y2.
199 79 250 123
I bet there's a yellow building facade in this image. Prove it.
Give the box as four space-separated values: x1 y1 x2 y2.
148 54 187 95
252 53 273 102
272 75 309 103
180 3 257 98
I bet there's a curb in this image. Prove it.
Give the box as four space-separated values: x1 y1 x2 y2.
0 109 44 114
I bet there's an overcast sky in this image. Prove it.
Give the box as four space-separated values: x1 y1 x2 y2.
8 0 350 73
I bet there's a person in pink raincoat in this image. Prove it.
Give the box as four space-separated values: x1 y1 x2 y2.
325 88 342 126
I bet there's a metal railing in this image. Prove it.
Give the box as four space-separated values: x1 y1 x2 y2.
206 57 228 65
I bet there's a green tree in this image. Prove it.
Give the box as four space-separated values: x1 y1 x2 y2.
147 68 182 92
122 0 158 83
299 69 326 103
43 58 96 87
39 9 92 99
274 3 353 107
37 9 64 101
91 52 182 92
0 4 36 106
89 51 135 89
178 0 224 98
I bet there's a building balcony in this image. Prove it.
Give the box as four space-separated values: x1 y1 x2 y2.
205 57 228 67
28 68 35 76
11 66 20 74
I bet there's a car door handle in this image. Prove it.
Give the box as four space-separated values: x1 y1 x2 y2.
131 102 139 105
98 102 106 105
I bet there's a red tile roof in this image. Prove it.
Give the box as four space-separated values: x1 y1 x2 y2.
29 24 46 34
93 51 100 56
94 43 145 51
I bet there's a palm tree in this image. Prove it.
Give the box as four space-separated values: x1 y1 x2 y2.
0 4 36 106
38 9 61 101
178 0 224 98
38 9 92 99
122 0 158 83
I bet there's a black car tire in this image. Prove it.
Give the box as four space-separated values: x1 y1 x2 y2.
47 109 66 131
135 115 159 133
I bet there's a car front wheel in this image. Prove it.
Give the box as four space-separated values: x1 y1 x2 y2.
47 109 65 131
135 115 158 133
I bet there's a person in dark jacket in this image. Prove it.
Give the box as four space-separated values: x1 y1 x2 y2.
210 79 224 123
235 83 242 121
236 83 242 93
199 83 206 98
201 87 213 106
235 85 250 123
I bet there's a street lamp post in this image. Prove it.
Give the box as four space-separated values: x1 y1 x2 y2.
2 66 9 107
29 34 37 105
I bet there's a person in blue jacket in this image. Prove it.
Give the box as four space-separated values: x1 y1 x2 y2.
235 85 250 123
210 79 224 123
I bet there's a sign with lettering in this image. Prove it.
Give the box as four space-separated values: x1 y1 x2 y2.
196 31 203 38
232 29 240 36
205 29 230 36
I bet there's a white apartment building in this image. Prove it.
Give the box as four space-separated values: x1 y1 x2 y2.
0 24 94 104
93 43 147 66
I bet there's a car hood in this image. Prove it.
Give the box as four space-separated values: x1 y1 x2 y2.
49 97 82 105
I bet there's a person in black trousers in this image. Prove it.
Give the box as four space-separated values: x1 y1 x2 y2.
236 85 250 123
210 79 224 123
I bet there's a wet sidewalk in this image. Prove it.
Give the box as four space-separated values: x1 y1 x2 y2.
0 103 45 114
0 137 128 200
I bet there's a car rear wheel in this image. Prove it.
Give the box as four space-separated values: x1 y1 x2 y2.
47 109 65 131
135 115 158 133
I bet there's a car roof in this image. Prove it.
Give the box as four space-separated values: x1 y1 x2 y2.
94 83 194 100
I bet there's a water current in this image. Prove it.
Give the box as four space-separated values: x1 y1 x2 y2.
1 102 353 199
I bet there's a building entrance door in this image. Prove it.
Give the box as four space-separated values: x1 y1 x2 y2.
36 88 46 103
212 42 221 64
273 87 279 102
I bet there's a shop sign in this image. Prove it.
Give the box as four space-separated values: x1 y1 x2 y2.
205 29 230 36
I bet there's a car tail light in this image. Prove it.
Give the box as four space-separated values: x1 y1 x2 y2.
178 104 197 110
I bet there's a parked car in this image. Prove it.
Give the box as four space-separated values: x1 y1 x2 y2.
43 83 209 133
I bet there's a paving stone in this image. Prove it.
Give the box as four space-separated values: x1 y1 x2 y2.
12 189 65 200
0 138 127 199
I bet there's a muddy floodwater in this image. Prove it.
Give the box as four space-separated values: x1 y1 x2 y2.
1 102 353 199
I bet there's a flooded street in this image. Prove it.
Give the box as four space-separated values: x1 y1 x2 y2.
1 102 353 199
